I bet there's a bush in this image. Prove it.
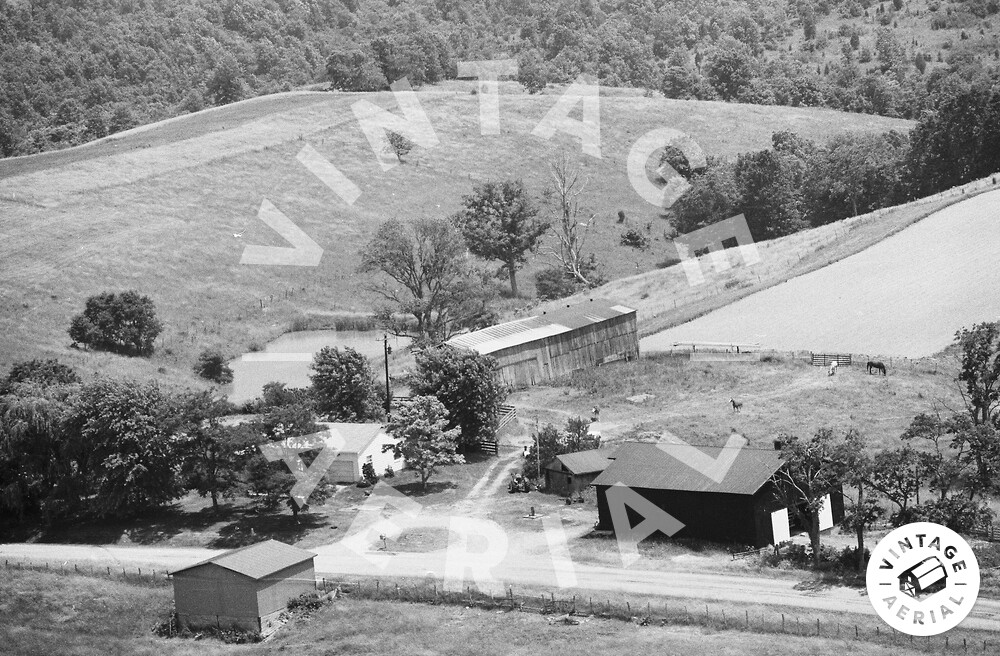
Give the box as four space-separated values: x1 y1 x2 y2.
68 290 162 356
384 465 396 478
1 358 80 394
194 350 234 384
362 461 379 486
534 266 579 301
620 228 650 249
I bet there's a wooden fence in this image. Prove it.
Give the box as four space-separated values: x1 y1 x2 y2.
810 353 853 367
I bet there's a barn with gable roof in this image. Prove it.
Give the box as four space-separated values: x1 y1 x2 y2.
170 539 316 635
445 299 638 388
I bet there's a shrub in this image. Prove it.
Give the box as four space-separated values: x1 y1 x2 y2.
194 349 234 384
362 461 379 486
534 266 579 301
383 465 396 478
1 358 79 394
620 228 650 249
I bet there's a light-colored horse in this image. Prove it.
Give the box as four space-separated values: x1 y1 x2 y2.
828 360 839 376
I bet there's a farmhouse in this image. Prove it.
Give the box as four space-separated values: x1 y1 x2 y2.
544 448 615 496
591 442 844 548
446 299 639 388
316 422 405 483
170 540 316 635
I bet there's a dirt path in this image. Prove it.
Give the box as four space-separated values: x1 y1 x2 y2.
642 189 1000 357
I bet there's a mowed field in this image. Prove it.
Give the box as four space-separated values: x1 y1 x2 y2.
0 80 910 384
641 189 1000 357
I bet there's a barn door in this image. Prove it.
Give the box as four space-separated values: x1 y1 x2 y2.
771 508 791 543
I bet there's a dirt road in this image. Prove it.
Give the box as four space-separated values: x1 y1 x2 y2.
4 541 998 631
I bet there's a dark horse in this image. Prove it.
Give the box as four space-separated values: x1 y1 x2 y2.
867 360 887 376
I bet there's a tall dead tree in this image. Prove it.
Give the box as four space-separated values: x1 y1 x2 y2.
544 154 599 287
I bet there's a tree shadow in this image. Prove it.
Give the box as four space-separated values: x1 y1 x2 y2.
390 481 459 497
210 511 328 549
29 503 239 545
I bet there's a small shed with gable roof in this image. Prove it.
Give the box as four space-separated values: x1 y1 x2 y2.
445 299 638 388
170 539 316 634
544 448 615 495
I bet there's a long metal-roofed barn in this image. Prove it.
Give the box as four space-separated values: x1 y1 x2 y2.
445 299 639 388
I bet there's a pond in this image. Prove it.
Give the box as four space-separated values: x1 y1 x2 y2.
228 330 410 406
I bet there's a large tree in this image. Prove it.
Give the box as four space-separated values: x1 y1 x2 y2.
0 380 81 521
359 217 497 343
175 391 249 511
410 346 507 451
68 290 163 356
385 395 464 490
309 346 382 421
771 428 861 567
453 179 548 297
71 378 182 517
955 322 1000 426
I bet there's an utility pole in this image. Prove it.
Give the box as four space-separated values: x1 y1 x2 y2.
383 333 392 416
534 416 541 480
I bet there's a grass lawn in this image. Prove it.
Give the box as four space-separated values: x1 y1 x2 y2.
0 568 962 656
511 349 963 452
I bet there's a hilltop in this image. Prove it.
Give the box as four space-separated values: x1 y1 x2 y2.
0 82 911 385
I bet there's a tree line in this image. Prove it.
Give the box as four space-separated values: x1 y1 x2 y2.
0 343 507 525
4 0 999 157
671 86 1000 241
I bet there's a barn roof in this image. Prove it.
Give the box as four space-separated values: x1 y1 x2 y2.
446 299 635 355
171 539 316 580
546 448 616 475
591 442 783 495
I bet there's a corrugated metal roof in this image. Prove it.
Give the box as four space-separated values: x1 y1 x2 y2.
171 539 316 579
548 448 616 475
446 299 635 355
591 442 783 495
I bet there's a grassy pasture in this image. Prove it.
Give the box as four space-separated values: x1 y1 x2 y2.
0 81 911 386
0 568 947 656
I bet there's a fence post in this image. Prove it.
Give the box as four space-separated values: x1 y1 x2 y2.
746 610 749 629
781 613 785 632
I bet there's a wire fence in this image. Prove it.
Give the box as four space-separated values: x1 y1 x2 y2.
3 558 993 653
315 576 994 653
2 558 170 587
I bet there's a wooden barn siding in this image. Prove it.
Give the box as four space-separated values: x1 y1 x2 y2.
173 564 262 626
595 486 777 548
492 313 639 388
255 560 316 618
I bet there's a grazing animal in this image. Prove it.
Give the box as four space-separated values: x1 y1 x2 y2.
730 398 743 413
867 360 887 376
828 360 839 376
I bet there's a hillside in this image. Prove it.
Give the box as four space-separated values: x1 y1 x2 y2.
2 0 996 158
641 187 1000 357
0 82 911 385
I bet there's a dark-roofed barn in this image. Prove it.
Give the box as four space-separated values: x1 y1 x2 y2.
545 448 614 496
445 299 639 388
592 442 844 548
170 540 316 635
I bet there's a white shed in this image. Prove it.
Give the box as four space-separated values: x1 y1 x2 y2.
320 422 405 483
